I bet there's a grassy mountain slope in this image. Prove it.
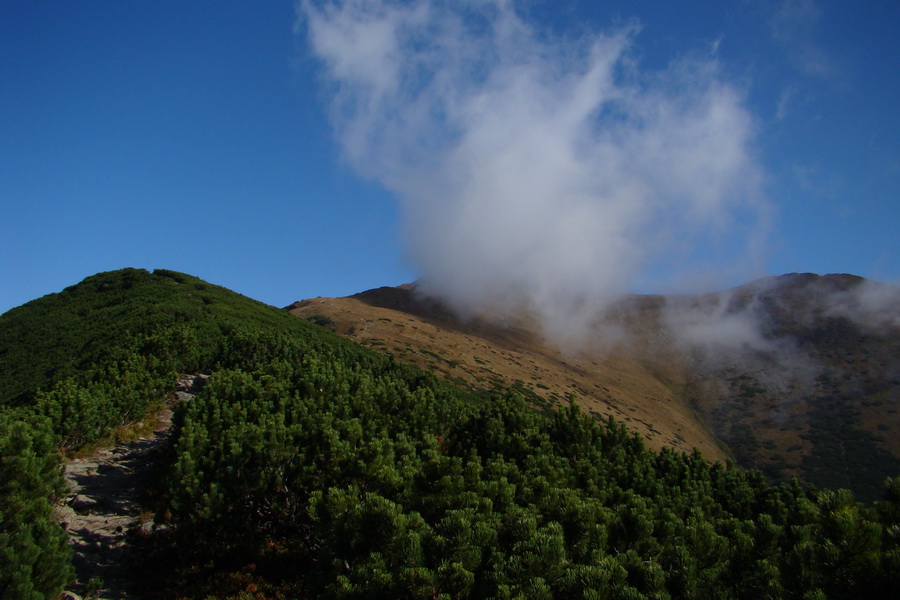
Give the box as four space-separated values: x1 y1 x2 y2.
287 288 728 462
672 274 900 501
287 274 900 501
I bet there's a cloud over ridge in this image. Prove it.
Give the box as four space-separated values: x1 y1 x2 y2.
301 0 769 342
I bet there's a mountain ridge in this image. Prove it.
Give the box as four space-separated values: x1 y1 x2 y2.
288 283 728 461
287 272 900 500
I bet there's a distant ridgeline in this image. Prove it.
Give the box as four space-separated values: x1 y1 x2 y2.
2 268 899 599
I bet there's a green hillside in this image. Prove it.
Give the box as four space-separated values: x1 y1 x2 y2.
0 268 381 599
2 269 899 599
0 268 340 407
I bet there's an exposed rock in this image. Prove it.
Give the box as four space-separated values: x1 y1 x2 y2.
70 494 100 513
57 373 204 599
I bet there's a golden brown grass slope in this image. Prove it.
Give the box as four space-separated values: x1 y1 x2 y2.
287 275 900 501
287 286 728 461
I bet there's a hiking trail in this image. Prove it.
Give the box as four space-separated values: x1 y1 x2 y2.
55 374 206 600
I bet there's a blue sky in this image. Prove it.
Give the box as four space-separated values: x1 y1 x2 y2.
2 0 898 316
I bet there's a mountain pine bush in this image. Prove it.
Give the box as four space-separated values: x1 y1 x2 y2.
0 416 72 599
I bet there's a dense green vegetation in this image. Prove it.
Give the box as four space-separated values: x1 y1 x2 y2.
2 269 900 598
0 268 363 598
161 353 900 598
0 414 73 600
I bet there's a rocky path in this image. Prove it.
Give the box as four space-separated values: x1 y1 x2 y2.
55 374 205 600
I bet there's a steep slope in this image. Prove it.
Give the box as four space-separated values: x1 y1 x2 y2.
668 273 900 500
0 268 384 598
287 274 900 500
287 287 728 461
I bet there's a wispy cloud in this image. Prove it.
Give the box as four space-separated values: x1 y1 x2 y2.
300 0 769 344
775 86 795 121
663 274 900 399
771 0 834 80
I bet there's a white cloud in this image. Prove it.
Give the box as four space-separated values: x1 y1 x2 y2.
300 0 769 344
826 278 900 329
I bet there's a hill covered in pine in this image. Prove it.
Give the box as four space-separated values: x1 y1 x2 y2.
2 268 900 599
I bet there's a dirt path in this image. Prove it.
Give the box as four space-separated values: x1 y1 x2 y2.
55 375 205 599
